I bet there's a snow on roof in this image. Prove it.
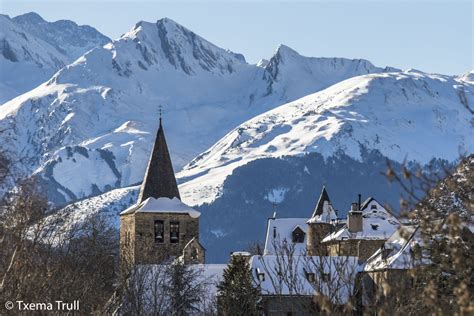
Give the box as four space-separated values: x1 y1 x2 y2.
322 199 400 242
364 225 426 271
120 197 200 218
250 255 360 304
264 218 308 255
307 200 337 224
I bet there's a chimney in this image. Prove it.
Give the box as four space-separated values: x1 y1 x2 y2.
358 194 361 210
348 203 363 233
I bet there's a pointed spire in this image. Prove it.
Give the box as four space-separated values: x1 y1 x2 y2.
138 110 180 203
311 186 331 218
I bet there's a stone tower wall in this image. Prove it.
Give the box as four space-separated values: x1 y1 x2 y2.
307 222 333 256
325 239 386 261
120 214 136 265
121 212 199 265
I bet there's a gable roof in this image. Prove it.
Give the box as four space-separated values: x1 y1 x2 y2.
137 119 181 203
264 218 308 255
184 236 206 251
293 225 305 234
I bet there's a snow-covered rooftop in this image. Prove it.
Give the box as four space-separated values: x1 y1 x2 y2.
364 225 424 271
120 197 200 218
307 200 337 224
322 198 400 242
250 255 360 304
264 218 308 255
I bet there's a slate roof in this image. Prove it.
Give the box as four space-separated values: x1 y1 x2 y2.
137 119 181 203
311 186 331 218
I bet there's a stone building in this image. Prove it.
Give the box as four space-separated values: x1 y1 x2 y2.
306 187 338 256
321 198 400 261
120 118 205 265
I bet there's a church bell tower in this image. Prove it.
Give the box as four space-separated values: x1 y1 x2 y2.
119 113 205 265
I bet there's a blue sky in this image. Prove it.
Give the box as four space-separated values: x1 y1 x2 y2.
2 1 472 75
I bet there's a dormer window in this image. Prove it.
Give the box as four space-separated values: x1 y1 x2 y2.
292 226 305 243
154 220 164 243
321 272 330 282
170 221 180 243
303 268 315 282
256 268 265 282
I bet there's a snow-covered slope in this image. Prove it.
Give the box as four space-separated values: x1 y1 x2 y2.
0 13 110 104
0 17 392 205
56 69 473 262
12 12 110 62
0 14 68 103
178 70 474 205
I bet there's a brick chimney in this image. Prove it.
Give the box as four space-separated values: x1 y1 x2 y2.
348 203 363 233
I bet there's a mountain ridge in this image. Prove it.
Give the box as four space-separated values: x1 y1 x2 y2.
0 12 110 103
0 17 396 206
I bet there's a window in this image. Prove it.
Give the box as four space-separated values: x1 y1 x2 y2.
292 226 305 243
304 268 315 282
170 221 180 243
191 247 199 260
154 220 164 243
321 272 330 282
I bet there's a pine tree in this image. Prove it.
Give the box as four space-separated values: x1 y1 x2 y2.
217 255 260 315
164 263 204 315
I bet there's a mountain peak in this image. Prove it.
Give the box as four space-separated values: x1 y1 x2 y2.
13 12 46 24
458 70 474 83
12 12 110 61
124 17 247 75
156 17 179 26
275 44 299 55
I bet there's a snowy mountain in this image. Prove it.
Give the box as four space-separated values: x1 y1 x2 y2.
0 14 67 103
12 12 110 62
56 70 473 262
0 17 393 205
178 70 473 206
0 13 110 103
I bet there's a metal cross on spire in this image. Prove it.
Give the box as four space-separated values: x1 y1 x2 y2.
158 105 163 126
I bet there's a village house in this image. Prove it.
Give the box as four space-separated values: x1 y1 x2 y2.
321 197 401 261
252 187 403 314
